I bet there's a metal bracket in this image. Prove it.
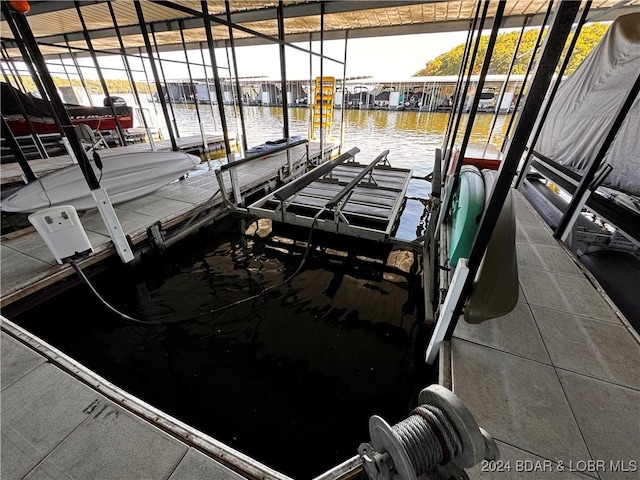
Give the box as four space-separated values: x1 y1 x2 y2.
147 222 165 251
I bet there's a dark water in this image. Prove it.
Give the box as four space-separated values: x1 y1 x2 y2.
8 105 510 476
13 217 435 478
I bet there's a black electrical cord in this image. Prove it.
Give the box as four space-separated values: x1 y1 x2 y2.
68 258 154 324
67 208 325 325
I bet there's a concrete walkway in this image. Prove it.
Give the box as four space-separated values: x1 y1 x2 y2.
452 190 639 480
1 323 249 480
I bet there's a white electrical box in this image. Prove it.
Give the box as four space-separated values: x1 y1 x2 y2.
28 206 93 264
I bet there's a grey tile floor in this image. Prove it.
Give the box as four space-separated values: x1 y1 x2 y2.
453 190 640 480
0 329 248 480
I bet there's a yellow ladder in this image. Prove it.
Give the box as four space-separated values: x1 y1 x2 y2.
311 76 335 140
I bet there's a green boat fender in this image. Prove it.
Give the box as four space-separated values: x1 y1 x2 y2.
449 165 485 267
464 169 519 324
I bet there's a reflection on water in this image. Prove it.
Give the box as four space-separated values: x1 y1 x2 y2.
14 218 435 479
138 96 511 178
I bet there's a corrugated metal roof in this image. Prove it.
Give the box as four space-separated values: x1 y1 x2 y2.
1 0 639 60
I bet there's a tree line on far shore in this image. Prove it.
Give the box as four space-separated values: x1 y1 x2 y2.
414 23 609 77
8 76 155 95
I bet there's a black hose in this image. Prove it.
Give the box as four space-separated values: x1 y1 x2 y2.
67 209 324 325
68 259 153 324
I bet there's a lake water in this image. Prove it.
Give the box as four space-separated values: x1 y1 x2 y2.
11 105 512 478
161 103 511 179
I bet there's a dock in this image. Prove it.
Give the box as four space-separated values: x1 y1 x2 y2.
2 1 639 478
448 189 639 479
1 140 338 309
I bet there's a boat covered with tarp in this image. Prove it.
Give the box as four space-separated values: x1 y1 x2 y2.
534 12 640 199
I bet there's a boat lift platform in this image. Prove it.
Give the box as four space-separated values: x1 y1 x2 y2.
248 148 412 242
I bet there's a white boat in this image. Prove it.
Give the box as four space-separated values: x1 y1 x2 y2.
0 150 200 213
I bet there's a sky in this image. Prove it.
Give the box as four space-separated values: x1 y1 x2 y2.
229 31 469 80
45 31 469 82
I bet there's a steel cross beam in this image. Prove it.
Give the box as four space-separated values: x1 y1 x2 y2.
151 0 344 65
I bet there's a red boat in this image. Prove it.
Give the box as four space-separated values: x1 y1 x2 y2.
1 82 133 136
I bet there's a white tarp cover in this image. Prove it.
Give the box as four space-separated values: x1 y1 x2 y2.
535 12 640 196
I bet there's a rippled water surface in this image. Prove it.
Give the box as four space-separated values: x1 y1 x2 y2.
11 104 512 478
166 103 511 177
15 218 434 478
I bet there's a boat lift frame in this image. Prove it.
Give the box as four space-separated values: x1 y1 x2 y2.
215 137 311 211
248 148 413 243
3 1 638 479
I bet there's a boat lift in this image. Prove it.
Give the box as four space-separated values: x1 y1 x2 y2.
248 148 412 242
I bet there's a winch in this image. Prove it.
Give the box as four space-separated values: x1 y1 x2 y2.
358 385 499 480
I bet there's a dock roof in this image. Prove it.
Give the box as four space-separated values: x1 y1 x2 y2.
2 0 639 59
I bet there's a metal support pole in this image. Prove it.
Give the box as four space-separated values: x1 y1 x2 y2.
0 61 49 159
1 116 37 182
435 1 492 234
1 47 27 92
484 15 529 153
137 47 161 120
73 1 127 147
428 0 582 361
339 30 349 153
308 33 313 143
179 20 209 154
225 0 248 154
441 0 482 152
224 41 242 157
58 54 74 92
277 0 290 140
134 1 178 150
442 0 487 174
319 0 325 158
150 24 180 139
201 0 233 162
455 2 505 168
515 2 592 188
277 0 291 170
66 36 94 106
501 1 555 152
2 11 69 141
107 2 156 150
554 71 640 241
199 42 218 132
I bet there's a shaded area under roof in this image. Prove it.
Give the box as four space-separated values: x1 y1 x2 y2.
2 0 640 60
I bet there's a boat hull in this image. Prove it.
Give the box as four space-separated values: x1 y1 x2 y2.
1 151 200 213
4 111 134 136
464 169 519 324
449 165 485 267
